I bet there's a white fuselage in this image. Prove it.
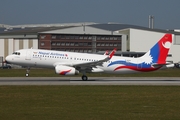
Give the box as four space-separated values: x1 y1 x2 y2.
6 49 146 74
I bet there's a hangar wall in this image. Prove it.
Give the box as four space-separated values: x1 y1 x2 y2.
169 35 180 63
129 29 164 52
129 29 180 63
0 38 38 60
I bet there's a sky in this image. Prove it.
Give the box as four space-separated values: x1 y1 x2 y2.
0 0 180 29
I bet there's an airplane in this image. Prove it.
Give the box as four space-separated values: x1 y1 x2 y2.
5 33 174 81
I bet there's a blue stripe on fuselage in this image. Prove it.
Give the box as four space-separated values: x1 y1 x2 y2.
108 60 151 68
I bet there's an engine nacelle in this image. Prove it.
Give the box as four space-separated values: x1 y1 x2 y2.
55 65 79 75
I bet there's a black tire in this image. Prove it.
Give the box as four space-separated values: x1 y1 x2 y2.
82 75 88 81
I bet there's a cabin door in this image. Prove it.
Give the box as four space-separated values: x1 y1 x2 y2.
25 50 31 60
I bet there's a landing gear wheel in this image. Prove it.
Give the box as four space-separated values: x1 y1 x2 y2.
26 67 30 77
82 75 88 81
25 73 29 77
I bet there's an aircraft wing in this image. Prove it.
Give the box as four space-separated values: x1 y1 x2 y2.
73 48 116 71
53 48 116 72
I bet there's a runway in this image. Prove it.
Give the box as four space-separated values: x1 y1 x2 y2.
0 77 180 85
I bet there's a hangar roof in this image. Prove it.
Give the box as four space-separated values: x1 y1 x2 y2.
39 26 123 35
0 23 180 39
0 26 73 35
0 26 74 39
88 23 180 35
89 23 147 31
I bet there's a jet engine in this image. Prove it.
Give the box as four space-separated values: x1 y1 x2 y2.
55 65 79 75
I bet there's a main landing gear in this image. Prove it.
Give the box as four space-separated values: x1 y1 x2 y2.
81 71 88 81
82 75 88 81
26 67 30 77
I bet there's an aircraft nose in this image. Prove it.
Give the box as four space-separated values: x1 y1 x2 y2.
5 55 13 64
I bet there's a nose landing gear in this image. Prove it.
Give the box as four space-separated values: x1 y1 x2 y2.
26 67 30 77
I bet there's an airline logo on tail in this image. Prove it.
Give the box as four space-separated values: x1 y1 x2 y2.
150 33 172 64
108 34 172 72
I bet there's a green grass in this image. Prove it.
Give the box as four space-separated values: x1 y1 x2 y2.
0 68 180 77
0 86 180 120
0 69 180 119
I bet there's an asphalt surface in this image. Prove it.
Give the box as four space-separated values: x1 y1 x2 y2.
0 77 180 85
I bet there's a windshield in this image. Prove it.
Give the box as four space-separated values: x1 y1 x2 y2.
12 52 20 55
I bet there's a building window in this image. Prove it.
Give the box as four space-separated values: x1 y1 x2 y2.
110 43 113 46
70 36 74 39
75 36 79 39
88 50 92 52
79 36 83 39
75 49 79 52
110 37 114 40
101 43 105 46
41 42 45 46
117 37 121 40
60 35 65 39
51 42 56 46
61 43 65 46
84 43 88 46
75 43 78 46
88 36 92 39
105 43 109 46
66 43 70 46
88 42 92 46
52 35 56 39
79 43 84 46
84 36 88 39
105 37 109 40
66 36 70 39
97 36 101 40
114 37 118 40
70 43 74 46
114 43 117 46
97 43 100 46
40 35 46 39
101 37 105 40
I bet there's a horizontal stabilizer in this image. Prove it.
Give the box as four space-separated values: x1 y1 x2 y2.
151 62 173 67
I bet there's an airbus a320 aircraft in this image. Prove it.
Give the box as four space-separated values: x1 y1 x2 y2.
5 33 174 81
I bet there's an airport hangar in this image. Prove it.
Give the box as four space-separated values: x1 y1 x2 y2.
0 23 180 65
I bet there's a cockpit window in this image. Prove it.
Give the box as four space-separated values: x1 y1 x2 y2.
12 52 21 55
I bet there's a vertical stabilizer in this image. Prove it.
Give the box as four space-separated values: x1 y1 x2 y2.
141 34 172 64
